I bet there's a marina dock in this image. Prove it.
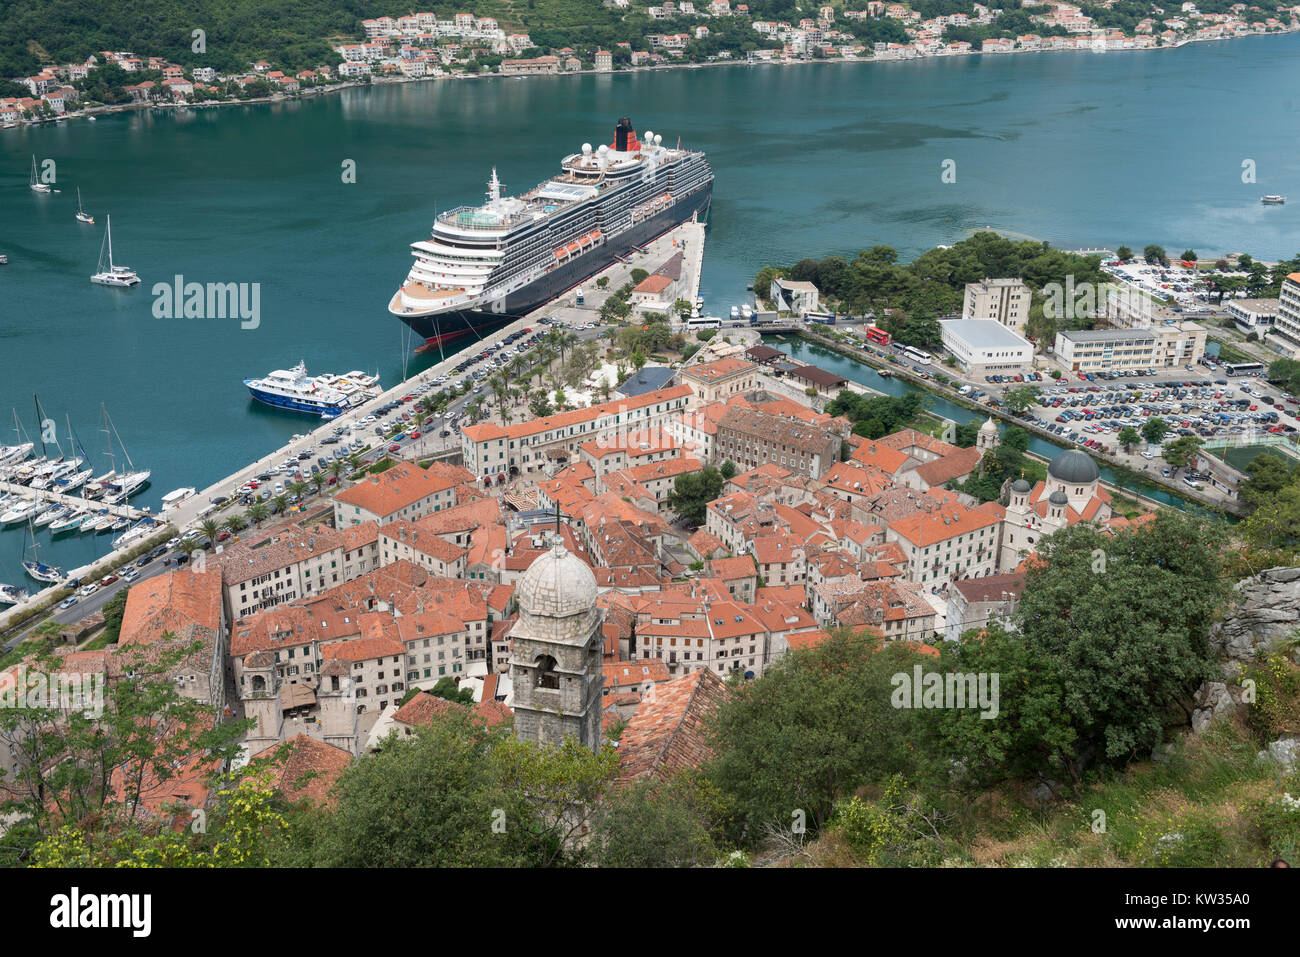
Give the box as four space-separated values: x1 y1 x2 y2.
0 481 149 520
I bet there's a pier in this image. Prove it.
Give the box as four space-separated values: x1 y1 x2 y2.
0 481 149 521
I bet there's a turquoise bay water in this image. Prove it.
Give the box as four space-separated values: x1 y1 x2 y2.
2 35 1294 572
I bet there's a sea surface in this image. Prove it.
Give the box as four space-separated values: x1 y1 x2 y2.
2 34 1291 574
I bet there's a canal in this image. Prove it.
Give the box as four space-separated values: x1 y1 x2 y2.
764 334 1204 512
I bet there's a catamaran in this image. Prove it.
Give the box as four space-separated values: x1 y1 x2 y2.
29 154 50 193
76 187 95 224
90 215 140 286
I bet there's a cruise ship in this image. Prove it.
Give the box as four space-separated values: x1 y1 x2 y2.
388 117 713 346
245 361 353 418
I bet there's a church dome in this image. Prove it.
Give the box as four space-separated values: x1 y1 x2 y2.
512 544 602 646
1047 448 1099 484
1011 478 1031 494
1048 489 1069 507
979 416 998 435
517 544 597 620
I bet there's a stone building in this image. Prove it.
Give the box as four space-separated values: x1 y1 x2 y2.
508 544 604 750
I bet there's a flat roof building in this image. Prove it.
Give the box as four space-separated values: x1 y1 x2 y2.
1053 321 1205 372
939 318 1034 375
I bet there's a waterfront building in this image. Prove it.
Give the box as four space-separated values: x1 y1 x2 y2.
939 317 1035 376
595 50 613 70
332 461 469 527
679 357 760 407
1225 297 1279 336
1271 274 1300 357
962 278 1030 332
461 385 692 479
499 55 561 74
770 276 820 315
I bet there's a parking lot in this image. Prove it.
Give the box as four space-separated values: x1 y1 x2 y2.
1022 365 1300 487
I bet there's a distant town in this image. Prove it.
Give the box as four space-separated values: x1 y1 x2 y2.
6 0 1299 125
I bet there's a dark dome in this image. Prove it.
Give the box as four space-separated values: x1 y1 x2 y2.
1011 478 1031 494
1048 490 1069 506
1047 449 1099 484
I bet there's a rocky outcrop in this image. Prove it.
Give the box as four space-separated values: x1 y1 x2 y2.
1258 737 1300 773
1206 567 1300 664
1192 567 1300 734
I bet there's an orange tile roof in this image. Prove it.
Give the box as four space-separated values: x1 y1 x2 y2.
618 669 729 782
333 461 458 516
119 568 223 647
681 357 756 382
320 636 405 662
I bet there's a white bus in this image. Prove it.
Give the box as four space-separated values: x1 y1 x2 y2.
686 315 722 329
902 345 933 365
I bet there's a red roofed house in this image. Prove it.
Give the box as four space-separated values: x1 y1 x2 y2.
618 668 728 782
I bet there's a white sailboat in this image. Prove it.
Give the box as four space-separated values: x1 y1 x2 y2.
94 404 150 504
76 187 95 224
90 215 140 286
29 155 51 193
22 519 63 584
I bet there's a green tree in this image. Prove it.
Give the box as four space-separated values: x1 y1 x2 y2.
1144 244 1168 266
1116 246 1133 262
719 460 737 480
1163 435 1204 475
1118 426 1140 451
706 630 932 839
1007 515 1227 780
430 677 475 706
1003 386 1039 414
590 776 719 867
665 466 725 527
1141 417 1170 445
1181 250 1198 263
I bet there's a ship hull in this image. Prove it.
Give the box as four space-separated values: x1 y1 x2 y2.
395 187 711 347
246 385 348 419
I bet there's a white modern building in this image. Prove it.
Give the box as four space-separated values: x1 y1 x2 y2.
939 318 1034 376
1272 274 1300 357
1053 321 1206 373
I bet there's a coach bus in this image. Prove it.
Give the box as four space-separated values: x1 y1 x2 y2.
1223 361 1264 376
686 315 722 330
902 345 933 365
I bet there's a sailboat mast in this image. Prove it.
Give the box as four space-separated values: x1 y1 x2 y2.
106 215 113 269
101 403 115 476
33 394 46 459
105 406 136 473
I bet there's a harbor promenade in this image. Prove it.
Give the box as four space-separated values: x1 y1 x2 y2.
0 219 709 628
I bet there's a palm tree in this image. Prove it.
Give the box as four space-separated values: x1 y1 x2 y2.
272 494 289 514
328 460 346 481
287 480 308 502
223 514 246 535
413 409 429 430
247 501 270 526
347 452 363 473
199 518 221 544
310 473 326 495
178 538 202 558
